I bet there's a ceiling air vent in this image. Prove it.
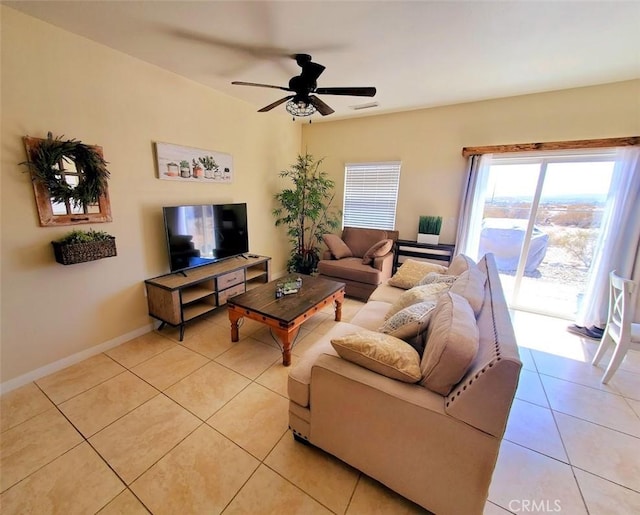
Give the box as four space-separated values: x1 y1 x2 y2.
350 102 379 111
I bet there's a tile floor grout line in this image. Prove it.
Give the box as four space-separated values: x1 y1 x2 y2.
55 368 131 407
622 396 640 421
568 459 593 515
0 435 87 495
218 460 263 514
535 368 632 399
122 486 154 514
502 436 570 466
548 405 640 441
570 463 640 495
530 346 640 437
527 351 590 513
486 499 517 514
0 381 58 432
34 353 127 406
124 419 208 490
46 400 134 513
260 432 341 515
343 473 363 515
166 378 253 423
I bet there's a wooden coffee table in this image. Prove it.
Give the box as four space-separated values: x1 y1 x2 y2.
227 275 346 366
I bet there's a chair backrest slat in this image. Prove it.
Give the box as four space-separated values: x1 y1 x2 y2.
609 271 637 339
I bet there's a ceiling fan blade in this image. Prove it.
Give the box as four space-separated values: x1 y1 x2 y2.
308 95 335 116
232 81 291 92
258 95 294 112
315 87 377 97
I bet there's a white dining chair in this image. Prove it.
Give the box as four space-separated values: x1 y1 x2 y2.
592 271 640 384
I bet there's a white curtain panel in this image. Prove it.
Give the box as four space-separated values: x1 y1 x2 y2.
577 146 640 328
454 153 493 258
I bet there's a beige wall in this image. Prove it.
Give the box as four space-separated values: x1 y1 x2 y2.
301 80 640 243
0 7 300 385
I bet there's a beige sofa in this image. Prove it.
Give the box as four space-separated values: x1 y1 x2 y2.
288 253 521 515
317 226 399 301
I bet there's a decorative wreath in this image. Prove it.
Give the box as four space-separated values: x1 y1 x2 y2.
21 132 110 207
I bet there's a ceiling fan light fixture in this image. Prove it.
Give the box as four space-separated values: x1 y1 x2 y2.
285 99 316 117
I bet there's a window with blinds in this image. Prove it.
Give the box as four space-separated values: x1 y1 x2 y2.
342 162 401 230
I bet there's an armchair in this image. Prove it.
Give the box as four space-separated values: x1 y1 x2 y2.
317 227 399 300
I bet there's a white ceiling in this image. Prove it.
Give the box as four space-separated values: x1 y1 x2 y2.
6 1 640 122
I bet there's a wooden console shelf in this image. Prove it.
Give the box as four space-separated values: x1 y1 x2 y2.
145 255 271 341
393 240 455 273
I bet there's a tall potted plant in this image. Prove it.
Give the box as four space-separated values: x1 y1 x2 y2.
273 153 341 274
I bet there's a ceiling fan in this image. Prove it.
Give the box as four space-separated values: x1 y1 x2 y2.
231 54 376 117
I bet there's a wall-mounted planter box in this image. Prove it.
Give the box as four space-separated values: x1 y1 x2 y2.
52 237 117 265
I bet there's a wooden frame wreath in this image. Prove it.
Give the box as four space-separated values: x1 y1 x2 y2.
21 132 110 207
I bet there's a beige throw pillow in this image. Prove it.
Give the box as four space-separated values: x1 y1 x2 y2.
389 259 447 289
386 282 450 319
362 239 394 265
323 234 353 259
420 292 479 395
331 330 422 383
449 267 486 316
445 254 476 276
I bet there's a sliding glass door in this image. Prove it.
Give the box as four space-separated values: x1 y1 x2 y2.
474 151 615 319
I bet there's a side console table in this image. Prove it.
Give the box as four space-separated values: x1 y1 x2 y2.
144 254 271 341
393 240 455 273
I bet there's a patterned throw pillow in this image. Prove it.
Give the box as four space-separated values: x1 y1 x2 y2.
417 272 458 286
379 301 437 353
331 330 422 383
388 259 447 289
322 234 353 259
362 239 394 265
385 282 451 319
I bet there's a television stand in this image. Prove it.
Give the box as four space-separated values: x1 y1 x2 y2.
144 255 271 341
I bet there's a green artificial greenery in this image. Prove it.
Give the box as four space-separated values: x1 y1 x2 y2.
55 229 114 245
273 153 341 274
418 215 443 235
20 132 110 207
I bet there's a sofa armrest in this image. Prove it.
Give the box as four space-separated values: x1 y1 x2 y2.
322 250 334 260
371 252 395 279
311 353 444 412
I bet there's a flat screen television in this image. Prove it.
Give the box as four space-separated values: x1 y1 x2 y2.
163 203 249 272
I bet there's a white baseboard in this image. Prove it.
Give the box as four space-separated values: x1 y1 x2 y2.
0 323 155 395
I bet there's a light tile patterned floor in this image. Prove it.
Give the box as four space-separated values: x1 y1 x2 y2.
1 301 639 514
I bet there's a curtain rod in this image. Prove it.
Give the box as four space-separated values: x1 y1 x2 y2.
462 136 639 157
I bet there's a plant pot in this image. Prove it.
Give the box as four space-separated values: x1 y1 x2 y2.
52 237 117 265
417 233 439 245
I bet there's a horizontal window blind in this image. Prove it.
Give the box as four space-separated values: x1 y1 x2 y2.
343 162 401 230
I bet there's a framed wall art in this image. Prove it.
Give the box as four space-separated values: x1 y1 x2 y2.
155 142 233 183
